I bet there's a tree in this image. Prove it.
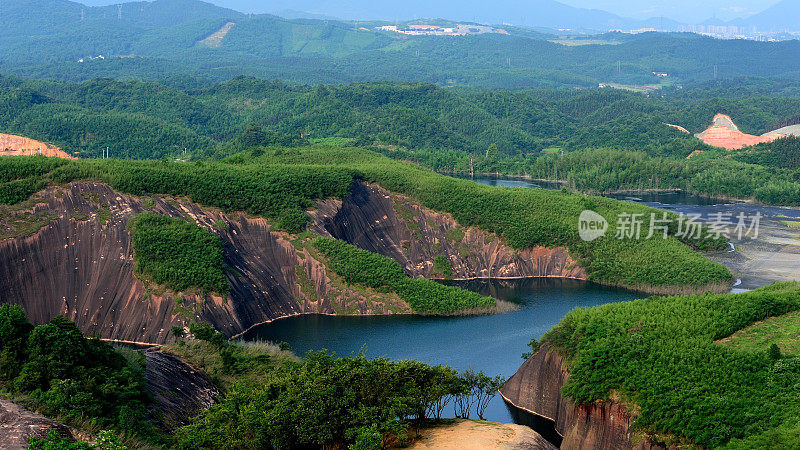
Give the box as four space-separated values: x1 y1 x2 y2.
0 304 33 381
769 343 782 360
473 372 506 420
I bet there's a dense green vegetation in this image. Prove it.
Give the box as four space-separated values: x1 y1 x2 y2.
540 282 800 447
4 1 800 89
3 307 506 449
314 237 493 313
0 146 731 291
251 147 730 290
169 330 504 449
128 213 228 294
718 309 800 357
520 141 800 205
3 74 800 205
0 305 151 441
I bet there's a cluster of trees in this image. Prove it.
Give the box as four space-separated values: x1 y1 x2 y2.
172 328 505 449
4 74 800 166
542 282 800 447
523 143 800 206
314 237 494 313
0 305 151 441
2 307 509 449
128 213 228 294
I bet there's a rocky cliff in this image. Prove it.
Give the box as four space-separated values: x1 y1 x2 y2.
0 182 408 344
0 180 588 345
311 182 586 281
0 399 79 449
145 350 219 431
500 343 666 450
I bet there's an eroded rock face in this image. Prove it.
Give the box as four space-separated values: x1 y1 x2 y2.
145 351 219 431
0 399 77 449
0 180 587 345
0 182 408 344
311 182 586 281
500 344 666 450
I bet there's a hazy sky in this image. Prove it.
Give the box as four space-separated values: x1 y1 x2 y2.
75 0 782 23
559 0 780 22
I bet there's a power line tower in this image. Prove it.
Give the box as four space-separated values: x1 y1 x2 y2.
81 9 85 21
714 65 718 79
617 61 621 74
117 4 122 20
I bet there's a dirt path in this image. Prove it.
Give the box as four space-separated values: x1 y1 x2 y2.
398 420 555 450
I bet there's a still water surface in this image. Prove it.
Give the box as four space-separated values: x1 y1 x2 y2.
245 278 639 422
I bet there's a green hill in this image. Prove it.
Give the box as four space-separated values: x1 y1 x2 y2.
3 0 800 88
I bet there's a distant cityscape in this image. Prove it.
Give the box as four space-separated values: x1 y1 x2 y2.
674 24 800 41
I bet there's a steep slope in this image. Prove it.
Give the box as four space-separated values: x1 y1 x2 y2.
0 178 587 345
0 182 410 344
500 344 663 449
145 350 219 430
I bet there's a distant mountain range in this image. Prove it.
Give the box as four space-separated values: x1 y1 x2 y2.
4 0 797 33
221 0 800 32
2 0 800 89
0 0 244 36
731 0 800 31
243 0 685 31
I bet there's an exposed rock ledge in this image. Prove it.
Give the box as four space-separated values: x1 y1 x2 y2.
500 344 667 450
145 351 219 431
0 399 78 449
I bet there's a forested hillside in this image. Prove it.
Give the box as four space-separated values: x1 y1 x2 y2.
3 0 800 87
3 74 800 161
537 282 800 447
3 74 800 203
0 147 731 292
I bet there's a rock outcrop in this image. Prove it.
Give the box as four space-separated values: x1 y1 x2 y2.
500 344 666 449
145 351 219 431
311 182 586 281
0 182 408 344
0 399 78 449
0 133 74 159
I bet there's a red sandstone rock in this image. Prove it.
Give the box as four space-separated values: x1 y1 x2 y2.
501 344 669 449
695 114 785 150
0 133 75 159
